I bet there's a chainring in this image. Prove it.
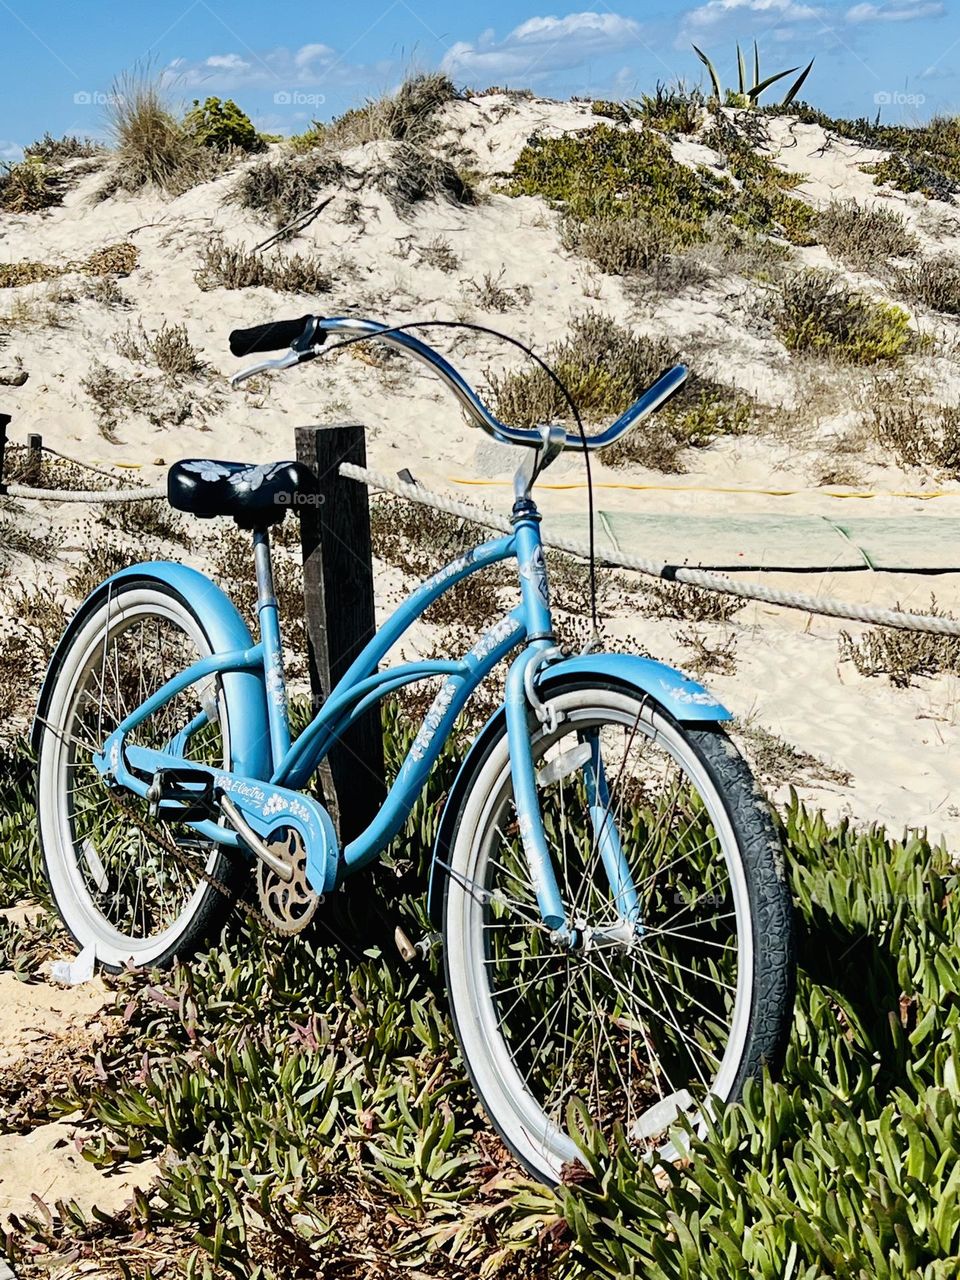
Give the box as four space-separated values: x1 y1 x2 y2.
256 827 322 935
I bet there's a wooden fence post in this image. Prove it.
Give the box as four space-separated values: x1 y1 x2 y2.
295 424 386 845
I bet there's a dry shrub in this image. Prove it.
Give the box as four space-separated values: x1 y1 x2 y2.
0 241 137 290
840 602 960 686
369 494 505 628
230 151 345 228
0 584 68 724
369 142 478 216
67 536 131 600
0 158 65 212
815 199 918 271
24 133 103 162
322 73 460 150
893 256 960 316
101 497 187 544
634 577 746 622
461 270 531 312
209 524 307 676
416 236 460 272
677 627 738 676
195 238 333 295
870 388 960 473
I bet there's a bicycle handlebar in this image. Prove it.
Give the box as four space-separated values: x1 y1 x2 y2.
227 314 688 452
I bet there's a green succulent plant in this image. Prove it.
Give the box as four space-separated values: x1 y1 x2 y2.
693 40 815 107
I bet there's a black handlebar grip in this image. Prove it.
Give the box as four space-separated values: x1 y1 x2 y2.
229 315 316 357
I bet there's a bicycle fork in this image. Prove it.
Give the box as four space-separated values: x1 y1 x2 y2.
507 514 641 946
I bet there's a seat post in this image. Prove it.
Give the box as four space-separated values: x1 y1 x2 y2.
251 526 292 764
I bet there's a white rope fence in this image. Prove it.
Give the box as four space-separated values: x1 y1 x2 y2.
341 463 960 638
5 483 165 502
6 446 960 637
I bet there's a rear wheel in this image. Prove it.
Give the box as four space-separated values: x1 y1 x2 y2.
36 578 242 970
443 681 794 1184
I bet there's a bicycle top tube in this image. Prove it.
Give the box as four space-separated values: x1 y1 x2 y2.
229 314 688 454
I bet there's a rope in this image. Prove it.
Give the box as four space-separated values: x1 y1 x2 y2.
341 462 960 638
5 483 164 502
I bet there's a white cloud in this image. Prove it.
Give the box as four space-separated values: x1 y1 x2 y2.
294 44 336 69
441 12 645 81
685 0 824 30
1 140 23 162
205 54 251 71
163 43 374 91
846 0 943 17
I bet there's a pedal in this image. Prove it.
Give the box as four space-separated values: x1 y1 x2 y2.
146 767 218 821
394 925 440 963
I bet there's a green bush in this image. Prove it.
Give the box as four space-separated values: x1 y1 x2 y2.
509 124 731 250
636 82 704 134
183 96 266 153
770 270 916 363
487 312 752 472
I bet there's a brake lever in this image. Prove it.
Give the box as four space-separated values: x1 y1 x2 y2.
230 345 320 388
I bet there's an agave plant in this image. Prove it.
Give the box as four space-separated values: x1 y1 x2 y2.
693 40 814 107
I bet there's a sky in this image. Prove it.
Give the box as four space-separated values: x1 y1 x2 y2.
1 0 957 159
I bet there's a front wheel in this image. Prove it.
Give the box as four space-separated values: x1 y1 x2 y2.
442 680 795 1184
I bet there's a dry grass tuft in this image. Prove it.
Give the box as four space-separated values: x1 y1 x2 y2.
461 270 532 312
320 73 460 150
195 238 334 294
635 577 746 622
870 380 960 473
230 151 345 228
416 236 460 272
0 241 137 290
815 199 918 271
893 255 960 316
839 602 960 686
100 69 234 198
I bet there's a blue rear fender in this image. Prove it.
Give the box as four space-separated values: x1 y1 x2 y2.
426 652 731 923
32 561 272 780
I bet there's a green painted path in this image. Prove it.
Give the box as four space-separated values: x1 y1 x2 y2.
540 513 960 573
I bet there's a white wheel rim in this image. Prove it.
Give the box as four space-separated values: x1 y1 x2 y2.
38 586 229 968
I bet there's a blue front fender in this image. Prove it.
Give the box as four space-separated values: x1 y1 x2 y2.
426 652 730 923
33 561 272 780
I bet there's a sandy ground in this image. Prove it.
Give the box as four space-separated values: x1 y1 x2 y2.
2 92 960 1223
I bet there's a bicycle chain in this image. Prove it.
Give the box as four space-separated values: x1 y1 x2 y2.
104 786 274 929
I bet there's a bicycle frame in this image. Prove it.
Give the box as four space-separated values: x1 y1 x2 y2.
89 500 590 916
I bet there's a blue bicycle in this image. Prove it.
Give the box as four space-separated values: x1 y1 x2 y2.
33 315 794 1183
